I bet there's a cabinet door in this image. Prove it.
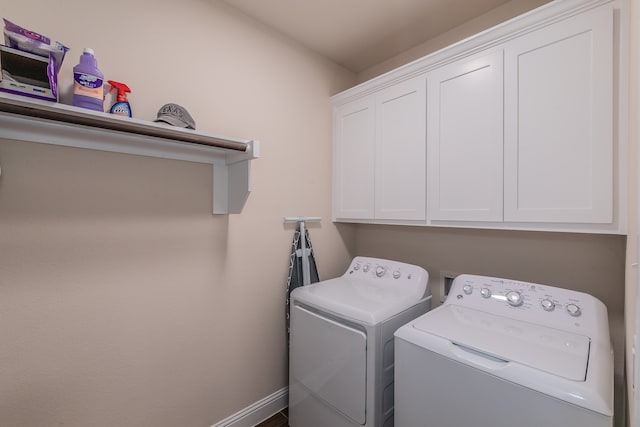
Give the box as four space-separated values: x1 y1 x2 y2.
503 7 613 223
333 97 375 219
374 77 427 221
427 50 504 221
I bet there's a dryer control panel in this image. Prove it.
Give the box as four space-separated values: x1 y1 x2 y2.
446 274 608 338
345 256 430 299
347 256 426 281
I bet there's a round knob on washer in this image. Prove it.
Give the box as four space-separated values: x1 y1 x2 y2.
393 270 401 279
566 303 582 317
462 284 473 295
353 263 360 271
363 264 370 272
506 291 523 307
480 288 491 298
541 299 555 312
375 266 386 277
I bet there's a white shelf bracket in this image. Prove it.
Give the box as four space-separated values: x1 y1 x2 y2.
213 139 260 214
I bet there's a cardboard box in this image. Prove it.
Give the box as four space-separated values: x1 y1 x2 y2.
0 44 57 102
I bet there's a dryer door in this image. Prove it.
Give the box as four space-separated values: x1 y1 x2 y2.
290 304 367 424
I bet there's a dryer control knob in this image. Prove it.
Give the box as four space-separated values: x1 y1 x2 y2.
541 299 555 312
480 288 491 298
463 284 473 295
506 291 523 307
566 303 582 317
353 263 361 271
375 266 386 277
363 264 370 272
393 270 401 279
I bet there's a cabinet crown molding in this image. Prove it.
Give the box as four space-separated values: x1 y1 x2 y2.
332 0 618 106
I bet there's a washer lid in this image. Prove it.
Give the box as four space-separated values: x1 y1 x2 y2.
413 305 590 381
292 277 427 324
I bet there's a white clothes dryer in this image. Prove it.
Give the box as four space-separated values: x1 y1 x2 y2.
289 256 432 427
394 274 614 427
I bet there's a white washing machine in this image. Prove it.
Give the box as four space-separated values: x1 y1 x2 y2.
394 274 614 427
289 256 432 427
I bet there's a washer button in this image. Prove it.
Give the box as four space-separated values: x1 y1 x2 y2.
393 270 401 279
463 284 473 295
480 288 491 298
506 291 523 307
566 303 582 317
541 299 555 312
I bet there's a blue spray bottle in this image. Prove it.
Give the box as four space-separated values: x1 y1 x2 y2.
107 80 132 117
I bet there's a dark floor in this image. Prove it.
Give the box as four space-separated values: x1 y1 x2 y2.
255 408 288 427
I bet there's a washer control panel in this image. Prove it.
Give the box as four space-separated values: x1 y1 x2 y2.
346 256 429 294
445 274 607 336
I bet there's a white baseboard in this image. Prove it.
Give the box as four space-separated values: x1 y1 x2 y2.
211 386 288 427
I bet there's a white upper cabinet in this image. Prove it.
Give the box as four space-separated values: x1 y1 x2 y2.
503 6 613 224
427 50 504 222
375 77 426 221
331 0 626 233
333 76 427 222
333 97 376 219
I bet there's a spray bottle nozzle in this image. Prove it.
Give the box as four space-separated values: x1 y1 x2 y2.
107 80 131 102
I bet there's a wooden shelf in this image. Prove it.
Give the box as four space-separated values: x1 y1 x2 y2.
0 92 260 214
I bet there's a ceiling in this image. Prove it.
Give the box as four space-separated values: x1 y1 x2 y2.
220 0 515 73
